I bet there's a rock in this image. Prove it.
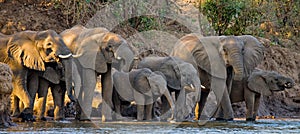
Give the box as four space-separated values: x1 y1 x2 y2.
0 63 15 127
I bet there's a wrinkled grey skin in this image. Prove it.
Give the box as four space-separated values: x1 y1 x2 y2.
171 34 264 120
137 56 201 121
0 30 74 122
216 69 294 121
60 25 134 121
112 68 175 121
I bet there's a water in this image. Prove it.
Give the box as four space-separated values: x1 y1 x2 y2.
2 118 300 133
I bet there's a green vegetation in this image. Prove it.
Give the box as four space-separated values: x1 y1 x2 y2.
199 0 299 46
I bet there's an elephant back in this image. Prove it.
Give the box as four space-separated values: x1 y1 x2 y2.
138 57 182 90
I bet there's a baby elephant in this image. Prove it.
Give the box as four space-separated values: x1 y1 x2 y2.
112 68 175 121
225 69 295 121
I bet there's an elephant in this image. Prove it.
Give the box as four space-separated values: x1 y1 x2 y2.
217 69 295 121
0 30 74 121
170 34 264 121
60 25 134 121
112 68 175 121
34 61 74 121
136 56 201 121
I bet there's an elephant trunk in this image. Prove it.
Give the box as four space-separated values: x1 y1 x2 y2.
61 57 76 102
114 43 134 72
229 49 244 81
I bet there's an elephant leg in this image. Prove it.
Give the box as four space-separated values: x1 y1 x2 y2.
12 76 35 121
216 70 234 121
101 67 113 122
219 89 234 120
36 78 50 121
11 95 20 117
51 83 66 120
214 106 224 120
112 89 125 121
252 95 261 121
245 89 255 121
197 90 209 120
78 69 96 121
145 103 153 120
27 72 39 109
160 95 171 120
137 105 144 121
163 91 175 121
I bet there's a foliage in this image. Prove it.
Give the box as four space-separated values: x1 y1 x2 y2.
199 0 299 47
200 0 258 35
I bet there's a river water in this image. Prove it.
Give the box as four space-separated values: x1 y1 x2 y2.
2 118 300 133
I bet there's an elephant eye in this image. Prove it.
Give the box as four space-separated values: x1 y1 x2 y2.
46 42 52 47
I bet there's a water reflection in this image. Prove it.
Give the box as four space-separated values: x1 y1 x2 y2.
1 118 300 133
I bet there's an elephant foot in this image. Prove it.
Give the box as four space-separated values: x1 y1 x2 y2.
18 108 35 122
78 118 91 122
246 118 256 121
167 117 175 123
11 111 20 117
112 113 129 121
37 116 47 121
54 117 65 121
215 118 233 122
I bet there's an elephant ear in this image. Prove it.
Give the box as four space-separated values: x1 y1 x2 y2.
173 34 226 79
7 31 45 71
247 71 272 96
73 29 109 73
238 35 265 76
159 57 181 90
148 71 168 96
42 67 60 84
129 68 152 96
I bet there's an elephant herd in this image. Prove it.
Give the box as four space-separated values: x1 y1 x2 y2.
0 25 295 125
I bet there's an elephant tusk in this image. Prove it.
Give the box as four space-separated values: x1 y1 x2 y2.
201 85 206 89
190 84 194 90
116 56 122 60
58 53 72 59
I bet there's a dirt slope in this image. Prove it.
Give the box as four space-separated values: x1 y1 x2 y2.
1 1 299 118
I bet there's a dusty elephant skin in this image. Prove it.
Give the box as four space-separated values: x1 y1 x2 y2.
171 34 264 121
0 30 74 122
60 25 134 121
0 63 16 127
222 69 295 121
136 56 201 121
112 68 175 121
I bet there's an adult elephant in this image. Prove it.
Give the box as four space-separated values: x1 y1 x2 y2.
60 25 134 121
137 56 201 121
0 30 74 121
171 34 264 121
